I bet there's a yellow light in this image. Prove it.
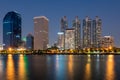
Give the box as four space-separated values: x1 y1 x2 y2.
109 46 112 50
8 48 12 52
105 48 108 51
70 49 73 53
87 48 90 51
17 48 26 51
18 54 27 80
6 54 15 80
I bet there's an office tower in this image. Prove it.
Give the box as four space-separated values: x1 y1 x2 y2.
57 32 64 50
72 16 81 49
26 34 34 50
60 16 68 32
3 11 22 49
34 16 49 50
92 16 102 48
60 16 68 49
101 36 114 48
65 28 75 49
83 16 92 48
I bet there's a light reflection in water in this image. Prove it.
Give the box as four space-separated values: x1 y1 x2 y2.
18 54 27 80
0 56 3 80
84 55 91 80
2 54 118 80
105 55 115 80
55 55 61 79
6 54 15 80
96 55 100 72
55 55 59 70
87 55 91 63
55 55 66 80
68 55 74 79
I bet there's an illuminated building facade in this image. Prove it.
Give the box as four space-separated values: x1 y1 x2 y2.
57 32 64 50
72 16 81 49
26 34 34 50
34 16 49 50
3 11 22 49
83 16 92 48
92 16 102 48
60 16 68 50
101 36 114 48
65 28 75 49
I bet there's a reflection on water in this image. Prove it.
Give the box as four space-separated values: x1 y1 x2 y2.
6 54 15 80
55 55 67 80
68 55 74 80
0 54 120 80
18 54 27 80
55 55 59 70
105 55 115 80
84 55 91 80
6 54 28 80
0 56 3 80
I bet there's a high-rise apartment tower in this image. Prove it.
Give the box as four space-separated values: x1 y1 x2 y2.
72 16 81 49
83 16 92 48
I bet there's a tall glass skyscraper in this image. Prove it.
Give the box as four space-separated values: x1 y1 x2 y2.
72 16 81 49
83 16 92 48
60 16 68 32
92 16 102 48
3 11 22 49
26 34 34 50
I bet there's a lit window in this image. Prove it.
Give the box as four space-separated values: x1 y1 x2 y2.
16 35 20 38
6 32 12 35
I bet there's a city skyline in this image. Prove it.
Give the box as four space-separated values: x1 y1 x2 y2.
0 0 120 47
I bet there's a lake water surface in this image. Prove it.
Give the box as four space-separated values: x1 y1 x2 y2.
0 54 120 80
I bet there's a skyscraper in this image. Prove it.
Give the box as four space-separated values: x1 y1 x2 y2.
92 16 102 48
65 28 75 49
72 16 81 49
26 34 34 50
3 11 22 49
60 16 68 32
60 16 68 49
34 16 49 50
57 32 64 50
83 16 92 48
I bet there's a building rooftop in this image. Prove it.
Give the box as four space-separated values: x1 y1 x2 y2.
66 28 75 30
33 16 49 21
104 36 112 38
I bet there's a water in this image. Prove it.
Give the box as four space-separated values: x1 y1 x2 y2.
0 54 120 80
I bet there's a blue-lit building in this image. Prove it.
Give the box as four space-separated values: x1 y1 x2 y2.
26 34 34 50
3 11 22 49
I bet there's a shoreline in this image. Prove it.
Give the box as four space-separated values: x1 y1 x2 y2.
0 53 120 55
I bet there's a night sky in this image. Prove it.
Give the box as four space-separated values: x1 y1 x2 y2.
0 0 120 47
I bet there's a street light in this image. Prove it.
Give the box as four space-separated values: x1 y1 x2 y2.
8 47 12 52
